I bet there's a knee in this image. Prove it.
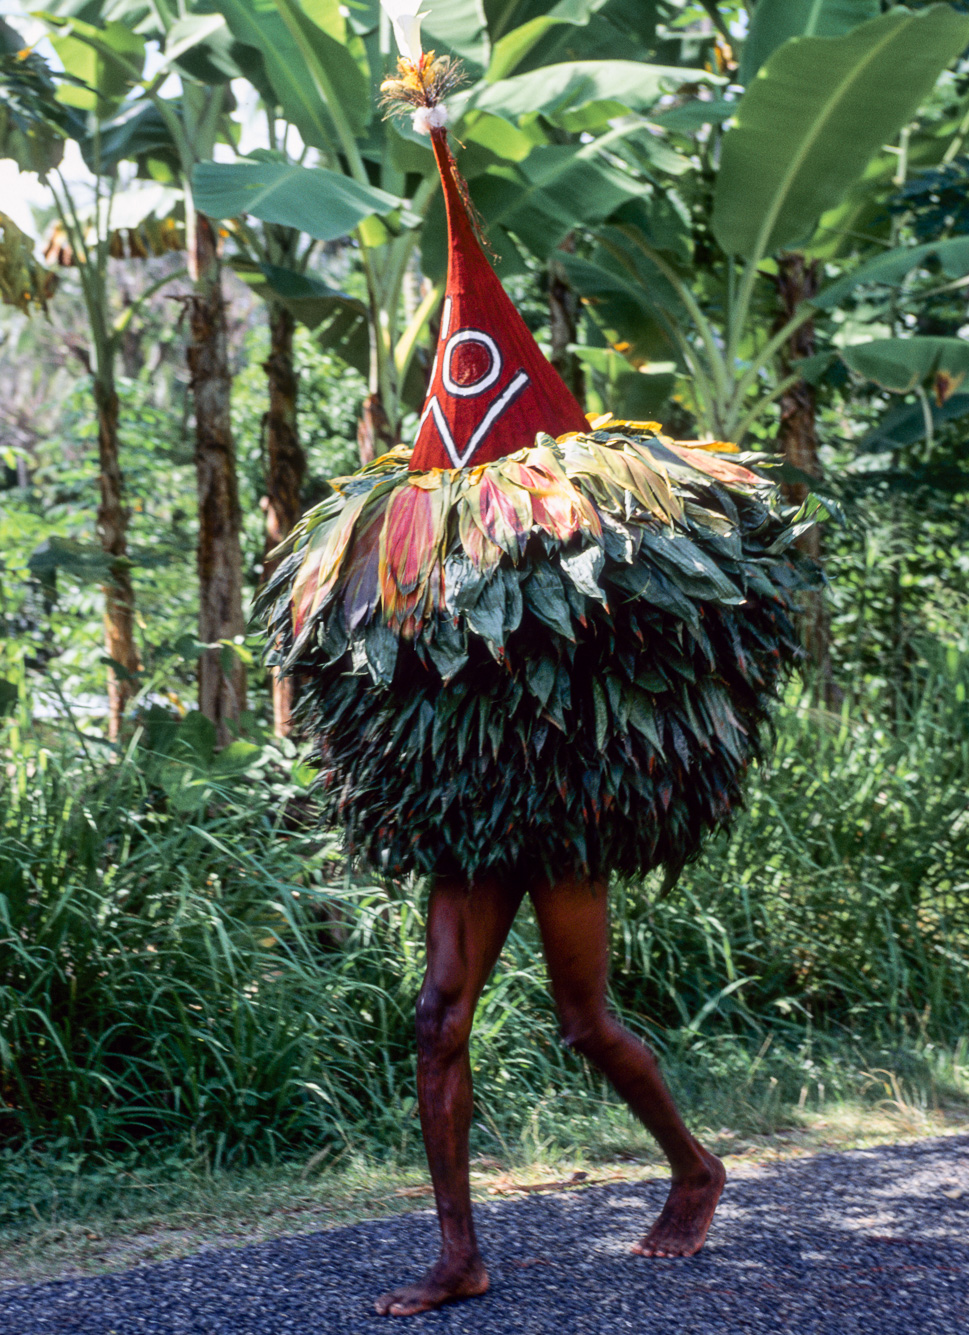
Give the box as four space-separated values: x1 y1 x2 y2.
415 984 473 1060
558 1002 616 1058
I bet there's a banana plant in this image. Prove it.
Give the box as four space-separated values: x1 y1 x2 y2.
31 0 369 741
192 0 715 453
194 117 368 737
564 2 969 444
196 0 433 459
0 16 185 740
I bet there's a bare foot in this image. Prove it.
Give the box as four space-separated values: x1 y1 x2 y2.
631 1153 726 1259
374 1257 489 1318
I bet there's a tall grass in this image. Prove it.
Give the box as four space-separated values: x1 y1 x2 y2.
614 662 969 1041
1 655 968 1174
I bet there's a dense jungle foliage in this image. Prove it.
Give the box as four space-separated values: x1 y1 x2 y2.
1 0 968 1191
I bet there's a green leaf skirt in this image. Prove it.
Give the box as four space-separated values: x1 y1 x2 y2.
260 423 819 882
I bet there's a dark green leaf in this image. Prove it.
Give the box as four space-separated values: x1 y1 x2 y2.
465 576 507 648
627 689 662 751
425 617 469 682
524 655 557 708
0 678 19 718
365 621 399 684
592 678 608 752
523 562 574 639
191 160 400 241
638 532 744 604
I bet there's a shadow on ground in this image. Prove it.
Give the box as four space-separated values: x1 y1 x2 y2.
1 1136 966 1334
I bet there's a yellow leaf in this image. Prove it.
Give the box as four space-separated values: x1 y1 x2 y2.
678 438 741 454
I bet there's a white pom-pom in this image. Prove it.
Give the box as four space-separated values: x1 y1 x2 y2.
412 104 449 135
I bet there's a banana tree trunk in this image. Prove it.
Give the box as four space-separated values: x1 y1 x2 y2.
358 275 399 464
549 234 584 405
262 302 305 737
357 391 395 465
774 253 838 700
188 212 246 745
775 255 821 520
93 375 141 741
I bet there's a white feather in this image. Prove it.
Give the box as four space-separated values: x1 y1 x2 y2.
380 0 427 64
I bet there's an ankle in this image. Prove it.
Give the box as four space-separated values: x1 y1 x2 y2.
437 1244 484 1272
671 1147 722 1186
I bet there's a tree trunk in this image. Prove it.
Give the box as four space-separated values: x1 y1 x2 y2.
549 233 584 404
357 391 395 465
93 376 141 741
187 213 246 745
773 252 838 701
775 254 821 516
262 303 305 737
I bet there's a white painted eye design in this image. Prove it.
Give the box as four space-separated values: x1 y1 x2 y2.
441 330 502 397
419 297 531 468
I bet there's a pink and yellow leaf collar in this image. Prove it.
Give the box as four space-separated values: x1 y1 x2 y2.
286 424 764 646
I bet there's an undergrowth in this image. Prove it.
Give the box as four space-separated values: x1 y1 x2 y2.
1 657 968 1202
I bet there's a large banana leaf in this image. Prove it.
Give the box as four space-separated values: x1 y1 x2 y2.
191 157 401 241
558 242 686 365
485 0 663 82
422 118 688 276
213 0 368 147
239 262 370 375
90 101 180 175
46 17 145 118
841 337 969 394
162 8 275 93
738 0 879 85
466 143 650 260
712 5 969 262
422 0 492 74
570 343 676 420
273 0 370 127
0 20 78 174
856 393 969 454
486 2 602 82
809 89 969 260
243 262 427 404
465 58 711 132
242 263 366 329
483 0 565 42
805 148 903 262
813 236 969 310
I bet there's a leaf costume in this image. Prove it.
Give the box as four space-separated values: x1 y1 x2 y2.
261 43 817 884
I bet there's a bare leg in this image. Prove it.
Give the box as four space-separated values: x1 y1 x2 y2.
374 872 524 1317
529 872 725 1259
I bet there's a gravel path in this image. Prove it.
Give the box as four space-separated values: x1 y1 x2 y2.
1 1135 966 1334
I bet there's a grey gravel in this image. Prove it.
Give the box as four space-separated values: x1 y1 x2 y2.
1 1135 966 1334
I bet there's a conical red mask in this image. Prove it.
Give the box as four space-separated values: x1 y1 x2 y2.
410 128 589 471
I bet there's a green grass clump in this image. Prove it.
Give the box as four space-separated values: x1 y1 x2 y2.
0 718 419 1165
1 658 968 1184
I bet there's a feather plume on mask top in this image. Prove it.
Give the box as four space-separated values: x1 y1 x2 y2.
378 0 464 130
